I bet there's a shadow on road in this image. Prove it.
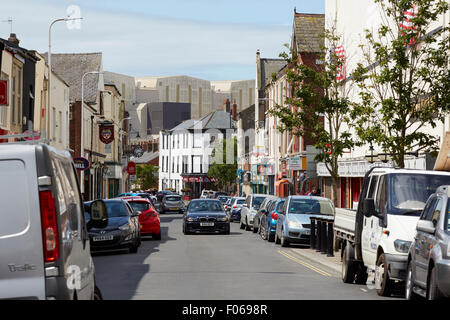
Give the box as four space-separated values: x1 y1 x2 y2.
92 223 177 300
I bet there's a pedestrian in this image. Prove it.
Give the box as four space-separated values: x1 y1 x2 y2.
315 188 321 197
242 191 246 197
308 187 317 196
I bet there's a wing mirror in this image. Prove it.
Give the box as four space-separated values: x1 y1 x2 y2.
86 200 108 230
133 211 142 217
416 220 436 234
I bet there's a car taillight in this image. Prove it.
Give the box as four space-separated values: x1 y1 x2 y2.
39 190 59 263
233 205 237 208
271 212 278 220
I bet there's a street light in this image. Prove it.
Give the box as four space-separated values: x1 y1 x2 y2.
365 143 378 164
80 71 103 194
47 16 82 140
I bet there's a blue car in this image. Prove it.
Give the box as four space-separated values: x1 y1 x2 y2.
229 197 246 222
259 198 285 242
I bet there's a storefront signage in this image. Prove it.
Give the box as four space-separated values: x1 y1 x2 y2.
99 124 114 144
288 157 303 171
73 157 90 171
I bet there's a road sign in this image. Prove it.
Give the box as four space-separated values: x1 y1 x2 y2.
73 157 90 171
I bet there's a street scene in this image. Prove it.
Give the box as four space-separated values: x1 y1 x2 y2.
1 0 450 306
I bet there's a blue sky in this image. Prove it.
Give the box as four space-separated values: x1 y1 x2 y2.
0 0 324 80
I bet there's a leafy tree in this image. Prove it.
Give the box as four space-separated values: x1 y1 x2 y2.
269 28 356 206
351 0 450 168
136 164 159 190
208 137 238 192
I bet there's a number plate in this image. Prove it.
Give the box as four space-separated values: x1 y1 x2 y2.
200 222 214 227
93 235 113 242
171 208 178 210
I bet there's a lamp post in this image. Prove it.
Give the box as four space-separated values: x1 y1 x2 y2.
47 16 82 140
365 143 378 164
80 71 103 194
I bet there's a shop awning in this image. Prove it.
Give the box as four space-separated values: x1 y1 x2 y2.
434 131 450 171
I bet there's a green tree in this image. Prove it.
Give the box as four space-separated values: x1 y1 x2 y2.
136 164 159 190
351 0 450 168
269 28 356 206
208 137 238 192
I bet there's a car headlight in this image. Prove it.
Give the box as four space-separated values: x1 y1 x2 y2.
394 240 412 253
218 216 229 222
186 217 195 222
118 224 130 231
288 221 303 229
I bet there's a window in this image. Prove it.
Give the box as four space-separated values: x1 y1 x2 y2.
422 197 442 225
375 176 386 214
367 175 379 199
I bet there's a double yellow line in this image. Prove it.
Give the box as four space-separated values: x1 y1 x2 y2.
278 250 333 277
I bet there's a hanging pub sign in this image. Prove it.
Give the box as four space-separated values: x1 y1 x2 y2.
73 157 90 171
0 80 8 105
99 124 114 144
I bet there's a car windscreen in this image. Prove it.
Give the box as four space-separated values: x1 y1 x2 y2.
129 202 150 212
165 196 181 202
288 199 333 216
252 196 266 209
236 199 245 205
105 201 129 217
218 196 229 203
189 201 223 212
389 174 450 216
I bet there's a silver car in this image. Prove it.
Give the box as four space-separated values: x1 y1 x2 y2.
240 194 268 231
275 195 334 247
161 194 185 214
406 185 450 300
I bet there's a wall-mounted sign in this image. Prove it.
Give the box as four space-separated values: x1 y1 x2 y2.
127 161 136 175
73 157 90 171
0 80 8 105
99 124 114 144
288 157 302 171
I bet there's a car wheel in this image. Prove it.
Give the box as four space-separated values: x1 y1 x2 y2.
245 218 251 231
259 223 266 240
240 220 245 229
405 261 420 300
280 229 290 247
129 243 138 254
274 230 281 245
376 253 393 297
154 232 162 240
427 266 442 300
252 221 258 233
268 231 275 242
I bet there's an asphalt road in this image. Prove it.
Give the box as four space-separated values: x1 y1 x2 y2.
93 213 400 300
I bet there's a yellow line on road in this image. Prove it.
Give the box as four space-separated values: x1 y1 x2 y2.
278 250 332 277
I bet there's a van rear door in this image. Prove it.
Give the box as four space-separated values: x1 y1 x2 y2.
0 148 45 300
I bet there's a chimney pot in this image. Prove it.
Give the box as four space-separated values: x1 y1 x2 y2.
8 33 20 46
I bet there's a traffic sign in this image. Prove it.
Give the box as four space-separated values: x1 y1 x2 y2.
73 157 90 171
128 161 136 175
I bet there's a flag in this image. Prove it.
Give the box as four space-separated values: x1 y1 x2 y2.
335 45 346 81
400 5 418 45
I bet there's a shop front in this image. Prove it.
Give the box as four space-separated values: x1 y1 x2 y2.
182 174 217 199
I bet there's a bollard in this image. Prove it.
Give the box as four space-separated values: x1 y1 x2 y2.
321 219 327 254
310 218 316 250
327 221 334 257
316 220 322 252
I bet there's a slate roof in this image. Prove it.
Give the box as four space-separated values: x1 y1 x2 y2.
293 13 325 53
41 52 102 104
260 58 287 90
170 110 235 132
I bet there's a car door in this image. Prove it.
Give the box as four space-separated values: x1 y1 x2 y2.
415 196 441 285
361 174 380 267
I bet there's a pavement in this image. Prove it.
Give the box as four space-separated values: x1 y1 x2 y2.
288 246 342 277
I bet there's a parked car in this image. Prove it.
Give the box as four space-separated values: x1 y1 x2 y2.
275 196 334 247
259 198 286 242
183 199 230 234
405 185 450 300
157 190 173 202
121 196 161 240
0 143 106 300
240 194 268 231
200 190 214 199
252 196 278 233
86 199 141 253
161 194 185 214
229 197 246 221
218 195 231 205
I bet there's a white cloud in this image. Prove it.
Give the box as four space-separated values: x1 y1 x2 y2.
0 0 290 80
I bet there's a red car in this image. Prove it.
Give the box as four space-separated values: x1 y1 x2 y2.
121 196 161 240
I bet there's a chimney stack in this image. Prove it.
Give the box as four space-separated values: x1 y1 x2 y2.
8 33 19 46
223 98 231 112
232 100 237 121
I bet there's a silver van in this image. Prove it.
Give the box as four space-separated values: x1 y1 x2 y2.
0 143 107 300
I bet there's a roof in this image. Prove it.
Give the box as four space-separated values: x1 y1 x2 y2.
170 110 235 132
293 12 325 53
0 37 39 62
41 52 103 104
259 58 288 90
133 151 159 164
